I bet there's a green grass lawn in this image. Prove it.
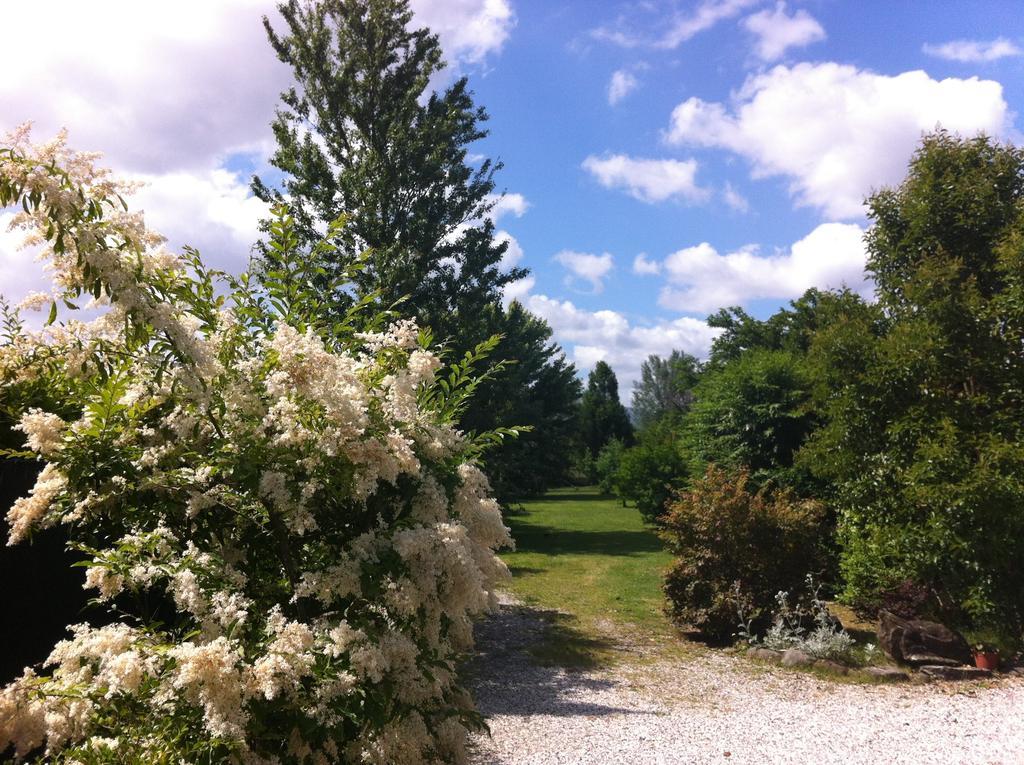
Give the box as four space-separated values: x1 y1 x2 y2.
495 486 895 679
499 486 682 662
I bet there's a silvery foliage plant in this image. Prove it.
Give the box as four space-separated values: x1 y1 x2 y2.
740 575 855 663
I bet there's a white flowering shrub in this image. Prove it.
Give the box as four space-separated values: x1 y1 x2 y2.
0 128 517 764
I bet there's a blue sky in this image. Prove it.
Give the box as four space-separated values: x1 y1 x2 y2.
2 0 1022 396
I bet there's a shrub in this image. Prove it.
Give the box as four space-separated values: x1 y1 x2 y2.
661 465 824 641
613 418 687 523
0 130 515 764
594 438 625 497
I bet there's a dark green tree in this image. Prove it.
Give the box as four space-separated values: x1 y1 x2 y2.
460 301 582 498
682 348 815 493
254 0 525 338
705 287 849 369
613 417 687 523
578 361 633 458
255 0 580 498
594 438 626 497
804 131 1024 634
685 289 864 495
630 351 701 431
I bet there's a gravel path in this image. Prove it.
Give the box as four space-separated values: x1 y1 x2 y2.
466 598 1024 765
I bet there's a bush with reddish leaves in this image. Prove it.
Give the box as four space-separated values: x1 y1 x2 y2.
661 465 825 641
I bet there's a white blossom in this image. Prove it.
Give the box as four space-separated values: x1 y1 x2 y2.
0 131 514 764
15 408 66 457
6 463 66 544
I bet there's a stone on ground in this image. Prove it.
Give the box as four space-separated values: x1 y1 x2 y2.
876 610 973 667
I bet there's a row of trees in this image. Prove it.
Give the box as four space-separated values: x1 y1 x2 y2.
588 132 1024 644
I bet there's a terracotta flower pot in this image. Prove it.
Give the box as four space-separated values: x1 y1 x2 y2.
974 651 999 671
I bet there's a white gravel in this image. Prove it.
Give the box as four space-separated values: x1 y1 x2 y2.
467 600 1024 765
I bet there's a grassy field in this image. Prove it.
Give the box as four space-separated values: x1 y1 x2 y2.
499 486 683 663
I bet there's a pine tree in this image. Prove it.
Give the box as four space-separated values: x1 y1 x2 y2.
255 0 580 497
253 0 526 339
578 361 633 458
461 301 582 498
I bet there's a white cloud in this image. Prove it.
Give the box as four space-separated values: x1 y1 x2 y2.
0 213 50 305
666 63 1011 219
1 0 287 174
655 222 868 313
524 293 720 399
410 0 515 64
743 2 825 62
608 69 640 105
633 253 662 276
1 0 514 175
495 230 525 270
592 0 758 50
722 182 750 213
131 169 269 273
923 38 1023 63
582 154 708 204
554 250 614 293
658 0 761 49
502 275 535 306
488 192 530 220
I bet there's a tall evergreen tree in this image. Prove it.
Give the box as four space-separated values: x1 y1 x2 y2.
461 302 582 498
579 361 633 458
255 0 579 497
253 0 525 339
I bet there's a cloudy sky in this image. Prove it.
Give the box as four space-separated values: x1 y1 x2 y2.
2 0 1022 398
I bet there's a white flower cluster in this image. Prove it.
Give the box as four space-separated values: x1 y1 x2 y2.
0 131 514 764
14 409 66 457
6 463 65 545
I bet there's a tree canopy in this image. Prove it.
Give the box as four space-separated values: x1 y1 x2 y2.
254 0 523 335
631 351 701 431
805 131 1024 632
683 348 814 493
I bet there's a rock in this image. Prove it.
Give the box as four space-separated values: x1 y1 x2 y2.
864 666 909 682
877 610 972 667
902 652 961 667
813 659 850 675
781 648 815 667
919 665 992 681
746 647 783 664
